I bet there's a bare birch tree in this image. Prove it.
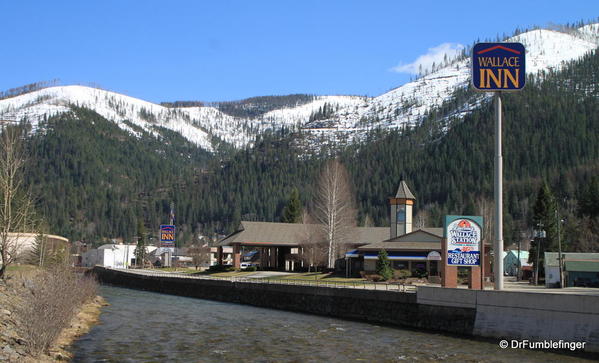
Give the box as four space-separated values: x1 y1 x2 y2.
414 208 430 229
0 126 36 278
312 159 356 269
188 243 211 270
298 212 327 272
476 197 494 245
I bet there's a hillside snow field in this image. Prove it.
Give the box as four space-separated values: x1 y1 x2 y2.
1 24 597 151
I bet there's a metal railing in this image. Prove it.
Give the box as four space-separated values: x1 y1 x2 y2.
107 268 417 293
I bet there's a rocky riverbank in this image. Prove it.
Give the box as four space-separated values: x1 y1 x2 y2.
0 276 106 362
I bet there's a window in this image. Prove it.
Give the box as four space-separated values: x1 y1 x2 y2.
393 261 407 269
396 205 406 223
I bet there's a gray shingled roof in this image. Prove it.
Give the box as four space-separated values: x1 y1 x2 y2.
216 221 389 247
355 227 390 245
359 228 442 251
395 180 416 199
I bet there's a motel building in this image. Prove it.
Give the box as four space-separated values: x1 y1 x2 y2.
216 181 491 279
346 181 443 277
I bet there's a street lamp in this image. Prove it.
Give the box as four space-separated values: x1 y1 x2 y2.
533 224 546 286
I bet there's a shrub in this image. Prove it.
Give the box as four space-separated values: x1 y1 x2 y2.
243 266 257 272
393 269 411 280
412 269 428 278
207 264 234 272
375 250 393 281
12 267 98 356
365 274 383 282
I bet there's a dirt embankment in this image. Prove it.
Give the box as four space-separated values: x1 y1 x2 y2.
0 278 107 362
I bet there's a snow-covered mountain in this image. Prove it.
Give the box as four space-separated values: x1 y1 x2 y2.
0 85 364 152
325 25 599 134
0 24 597 152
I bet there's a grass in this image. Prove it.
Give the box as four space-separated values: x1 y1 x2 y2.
194 270 257 278
262 272 368 284
149 267 256 278
5 264 39 278
149 267 398 285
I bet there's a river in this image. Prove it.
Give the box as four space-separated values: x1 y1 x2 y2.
70 286 593 362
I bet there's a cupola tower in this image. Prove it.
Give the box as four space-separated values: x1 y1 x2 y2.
390 181 415 238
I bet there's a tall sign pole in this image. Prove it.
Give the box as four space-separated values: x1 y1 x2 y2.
494 92 503 290
472 42 525 290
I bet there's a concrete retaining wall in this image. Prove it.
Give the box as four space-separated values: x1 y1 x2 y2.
90 267 475 336
418 286 599 352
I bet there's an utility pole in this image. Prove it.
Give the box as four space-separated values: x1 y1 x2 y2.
494 92 504 290
556 209 564 288
517 239 521 281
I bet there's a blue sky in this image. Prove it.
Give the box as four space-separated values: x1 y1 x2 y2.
1 1 597 103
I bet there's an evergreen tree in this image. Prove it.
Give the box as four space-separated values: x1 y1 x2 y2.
375 249 393 281
533 183 558 249
281 188 303 223
579 176 599 218
134 219 147 268
529 182 557 279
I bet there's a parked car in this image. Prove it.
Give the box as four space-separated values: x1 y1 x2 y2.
240 262 258 270
573 277 593 287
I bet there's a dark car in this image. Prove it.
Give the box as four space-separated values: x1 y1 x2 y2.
573 277 593 287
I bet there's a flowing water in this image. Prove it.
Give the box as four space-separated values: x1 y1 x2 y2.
71 286 593 362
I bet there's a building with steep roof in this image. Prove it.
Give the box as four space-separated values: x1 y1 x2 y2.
503 250 531 277
341 181 445 276
216 180 454 276
216 221 387 271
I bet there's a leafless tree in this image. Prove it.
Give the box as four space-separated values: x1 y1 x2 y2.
476 197 494 246
298 213 327 272
312 159 357 268
12 266 97 355
0 127 36 278
414 208 430 229
188 243 211 270
362 214 375 227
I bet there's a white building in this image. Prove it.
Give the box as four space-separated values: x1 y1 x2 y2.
0 232 69 264
82 244 157 268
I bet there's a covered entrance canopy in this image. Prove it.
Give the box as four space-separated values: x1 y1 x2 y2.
215 221 311 270
216 221 388 271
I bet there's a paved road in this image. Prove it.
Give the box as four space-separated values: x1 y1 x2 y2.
244 271 295 278
502 276 599 295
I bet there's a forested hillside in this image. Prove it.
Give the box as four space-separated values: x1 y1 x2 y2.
346 48 599 245
214 94 317 118
23 107 211 243
180 48 599 248
17 49 599 250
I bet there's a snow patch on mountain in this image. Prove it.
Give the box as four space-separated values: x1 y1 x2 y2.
263 95 367 124
0 86 219 150
320 26 599 136
0 24 597 152
0 86 366 151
